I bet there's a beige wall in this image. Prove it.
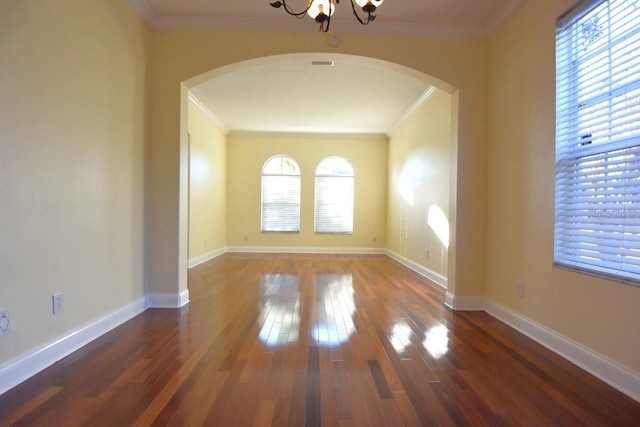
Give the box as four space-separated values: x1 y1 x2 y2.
0 0 148 365
226 133 387 249
387 90 451 277
148 31 488 298
487 0 640 372
1 0 638 394
188 102 227 259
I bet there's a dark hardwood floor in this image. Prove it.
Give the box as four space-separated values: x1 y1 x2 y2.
1 253 639 426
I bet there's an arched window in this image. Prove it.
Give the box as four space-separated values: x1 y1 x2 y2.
315 156 354 234
261 155 300 232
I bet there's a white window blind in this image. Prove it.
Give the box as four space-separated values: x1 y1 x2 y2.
261 156 301 232
555 0 640 284
315 157 354 234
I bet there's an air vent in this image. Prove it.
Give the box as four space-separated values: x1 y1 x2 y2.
311 60 334 66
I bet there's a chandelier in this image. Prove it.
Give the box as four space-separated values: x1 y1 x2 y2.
269 0 384 32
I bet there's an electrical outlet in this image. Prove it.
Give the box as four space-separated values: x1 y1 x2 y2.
0 310 10 336
52 293 63 315
517 281 525 298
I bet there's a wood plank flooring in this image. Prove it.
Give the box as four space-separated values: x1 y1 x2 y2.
1 253 639 426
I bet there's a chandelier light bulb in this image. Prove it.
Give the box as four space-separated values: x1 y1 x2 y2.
308 0 336 21
354 0 384 13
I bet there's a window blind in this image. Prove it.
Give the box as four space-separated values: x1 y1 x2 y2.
314 176 354 233
315 157 354 234
555 0 640 284
261 156 301 232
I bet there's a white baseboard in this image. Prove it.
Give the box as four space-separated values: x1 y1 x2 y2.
147 289 190 308
0 288 191 396
226 246 385 255
386 250 448 289
483 299 640 403
188 247 227 268
0 296 148 396
444 291 486 310
445 292 640 403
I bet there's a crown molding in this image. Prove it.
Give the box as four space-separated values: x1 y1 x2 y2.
484 0 526 36
127 0 156 24
388 86 438 137
228 130 388 141
127 0 524 39
188 93 229 134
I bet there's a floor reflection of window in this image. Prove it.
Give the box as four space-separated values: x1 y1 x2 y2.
388 321 449 360
311 274 356 347
423 325 449 358
258 274 301 349
389 322 413 359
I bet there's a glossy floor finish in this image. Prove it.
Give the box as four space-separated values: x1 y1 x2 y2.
1 254 639 426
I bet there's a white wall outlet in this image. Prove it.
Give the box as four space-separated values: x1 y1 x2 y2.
517 281 525 298
52 293 63 315
0 310 10 336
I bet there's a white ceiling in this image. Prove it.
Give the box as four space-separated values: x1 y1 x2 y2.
189 58 436 135
129 0 523 136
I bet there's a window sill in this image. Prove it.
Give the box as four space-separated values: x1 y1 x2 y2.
552 262 640 288
314 232 353 235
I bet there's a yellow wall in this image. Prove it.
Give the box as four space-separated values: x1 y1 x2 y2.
1 0 638 394
147 31 488 298
387 90 451 277
187 101 227 260
0 1 148 365
226 133 387 249
487 0 640 372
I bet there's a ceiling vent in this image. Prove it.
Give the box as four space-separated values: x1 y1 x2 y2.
311 60 334 66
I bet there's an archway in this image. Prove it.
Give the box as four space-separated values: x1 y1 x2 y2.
177 53 459 302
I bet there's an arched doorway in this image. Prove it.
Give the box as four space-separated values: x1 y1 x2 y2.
177 53 459 303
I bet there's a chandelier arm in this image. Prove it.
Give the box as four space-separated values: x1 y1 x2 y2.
322 1 334 32
349 0 373 25
322 16 331 32
279 0 313 18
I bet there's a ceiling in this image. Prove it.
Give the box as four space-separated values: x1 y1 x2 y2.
129 0 524 38
128 0 523 136
189 57 437 135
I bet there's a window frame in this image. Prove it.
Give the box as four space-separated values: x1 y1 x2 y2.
554 0 640 285
314 156 355 234
260 155 301 233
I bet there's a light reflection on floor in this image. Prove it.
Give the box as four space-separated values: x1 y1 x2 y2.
310 274 356 347
423 324 449 358
258 273 301 348
389 321 449 359
257 273 356 348
389 322 413 359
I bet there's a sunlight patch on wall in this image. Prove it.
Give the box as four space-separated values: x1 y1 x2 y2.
190 152 211 181
397 174 414 207
428 205 449 248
